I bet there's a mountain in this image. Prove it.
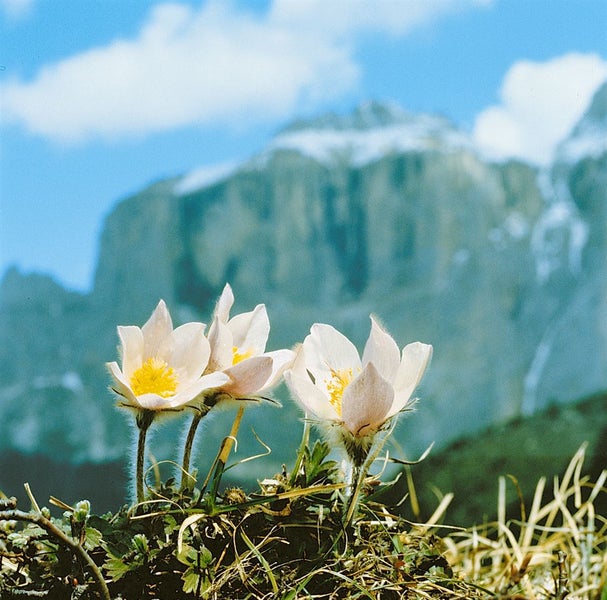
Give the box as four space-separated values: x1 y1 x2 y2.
402 390 607 526
1 90 606 508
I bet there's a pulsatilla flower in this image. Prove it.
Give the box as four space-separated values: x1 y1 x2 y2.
285 317 432 465
107 300 230 503
205 283 295 401
106 300 228 413
179 284 295 489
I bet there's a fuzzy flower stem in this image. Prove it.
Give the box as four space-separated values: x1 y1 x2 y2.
180 409 204 491
343 463 365 529
135 409 154 504
343 462 362 527
343 459 356 498
342 422 395 527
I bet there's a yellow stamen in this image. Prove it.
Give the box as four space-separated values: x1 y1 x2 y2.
325 368 354 417
130 357 178 398
232 346 253 365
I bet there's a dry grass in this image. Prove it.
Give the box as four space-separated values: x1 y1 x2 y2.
1 444 605 599
442 444 607 599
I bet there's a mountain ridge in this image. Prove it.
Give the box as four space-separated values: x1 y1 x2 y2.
1 85 606 487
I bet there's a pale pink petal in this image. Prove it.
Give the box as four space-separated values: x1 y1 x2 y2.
214 283 234 323
106 361 139 407
362 316 401 383
287 344 309 383
134 393 177 411
207 317 233 371
117 326 143 379
227 309 255 344
284 369 339 421
142 300 174 358
259 349 296 390
163 371 230 409
222 356 273 396
230 304 269 354
390 342 433 416
170 322 209 383
197 370 232 390
341 362 394 437
304 323 361 384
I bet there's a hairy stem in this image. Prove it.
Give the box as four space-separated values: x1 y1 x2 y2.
181 410 203 491
135 410 154 504
343 463 364 528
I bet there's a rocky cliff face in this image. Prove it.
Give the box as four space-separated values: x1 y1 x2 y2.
1 92 606 477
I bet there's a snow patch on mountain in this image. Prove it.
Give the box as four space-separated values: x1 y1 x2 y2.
531 171 588 283
556 128 607 164
556 80 607 164
174 161 238 195
267 114 473 166
489 212 530 248
251 101 473 166
268 121 473 166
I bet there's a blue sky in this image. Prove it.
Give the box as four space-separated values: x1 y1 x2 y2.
1 0 606 292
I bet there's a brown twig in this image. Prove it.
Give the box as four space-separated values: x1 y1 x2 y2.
0 509 110 600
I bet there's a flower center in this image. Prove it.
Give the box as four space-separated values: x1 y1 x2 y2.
130 357 178 398
325 368 354 417
232 346 253 365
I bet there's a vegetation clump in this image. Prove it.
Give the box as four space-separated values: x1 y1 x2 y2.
1 288 605 598
1 441 606 598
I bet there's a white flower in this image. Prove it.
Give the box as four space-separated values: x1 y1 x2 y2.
285 317 432 450
107 300 228 412
206 284 295 398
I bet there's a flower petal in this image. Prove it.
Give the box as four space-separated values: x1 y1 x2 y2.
170 322 209 383
230 304 270 354
284 369 339 421
197 370 231 390
142 300 174 358
304 323 361 384
117 325 143 379
289 343 305 373
391 342 433 416
222 355 273 396
341 362 394 437
214 283 235 323
106 361 139 407
362 316 400 383
260 349 296 390
162 371 230 409
207 317 234 371
136 393 189 411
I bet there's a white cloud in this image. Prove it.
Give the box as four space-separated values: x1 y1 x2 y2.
473 53 607 166
1 0 490 144
0 0 34 20
270 0 491 38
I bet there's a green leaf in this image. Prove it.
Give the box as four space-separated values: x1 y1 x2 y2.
83 526 103 550
131 533 149 554
302 440 339 485
176 543 198 567
103 556 131 581
182 567 211 596
198 544 213 568
391 533 404 554
163 513 178 537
